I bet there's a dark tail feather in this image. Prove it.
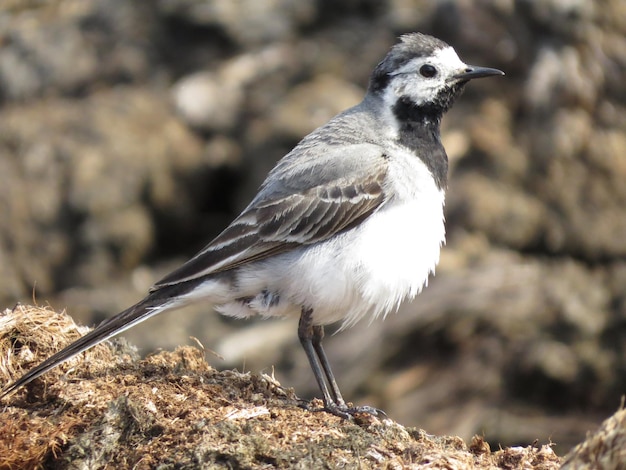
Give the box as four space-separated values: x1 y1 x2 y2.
1 293 182 399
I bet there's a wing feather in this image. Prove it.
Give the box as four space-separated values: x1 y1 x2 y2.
152 146 387 290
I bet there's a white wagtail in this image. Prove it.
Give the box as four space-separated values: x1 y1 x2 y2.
1 33 502 417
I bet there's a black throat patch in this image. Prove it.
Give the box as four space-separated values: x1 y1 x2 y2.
392 96 450 190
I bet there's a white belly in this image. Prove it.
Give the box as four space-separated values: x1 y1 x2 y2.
340 193 445 326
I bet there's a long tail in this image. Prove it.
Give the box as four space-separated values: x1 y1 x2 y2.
1 284 195 399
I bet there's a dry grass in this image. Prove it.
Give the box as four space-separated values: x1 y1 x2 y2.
561 406 626 469
2 304 608 469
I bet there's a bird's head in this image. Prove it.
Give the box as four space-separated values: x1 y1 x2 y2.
368 33 503 121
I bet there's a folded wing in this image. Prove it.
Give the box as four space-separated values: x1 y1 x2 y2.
153 144 389 289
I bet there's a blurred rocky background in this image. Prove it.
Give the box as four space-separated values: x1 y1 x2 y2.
1 0 624 455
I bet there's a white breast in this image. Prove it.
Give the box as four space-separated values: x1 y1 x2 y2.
337 147 446 327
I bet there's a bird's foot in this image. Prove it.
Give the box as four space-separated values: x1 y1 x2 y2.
324 403 387 420
299 399 386 420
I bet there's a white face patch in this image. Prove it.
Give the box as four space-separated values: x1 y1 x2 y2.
383 46 468 108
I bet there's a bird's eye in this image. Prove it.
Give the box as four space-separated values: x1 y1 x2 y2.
419 64 437 78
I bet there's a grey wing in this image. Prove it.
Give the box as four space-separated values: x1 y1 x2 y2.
152 144 388 289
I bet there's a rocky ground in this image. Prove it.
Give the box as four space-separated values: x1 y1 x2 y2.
1 0 625 461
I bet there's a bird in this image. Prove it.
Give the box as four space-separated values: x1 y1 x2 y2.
1 33 503 418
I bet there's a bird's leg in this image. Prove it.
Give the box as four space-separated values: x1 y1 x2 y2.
311 324 346 408
298 307 384 419
298 307 337 410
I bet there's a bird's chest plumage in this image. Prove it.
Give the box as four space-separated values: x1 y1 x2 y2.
337 146 445 326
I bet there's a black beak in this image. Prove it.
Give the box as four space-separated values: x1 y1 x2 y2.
454 66 504 80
